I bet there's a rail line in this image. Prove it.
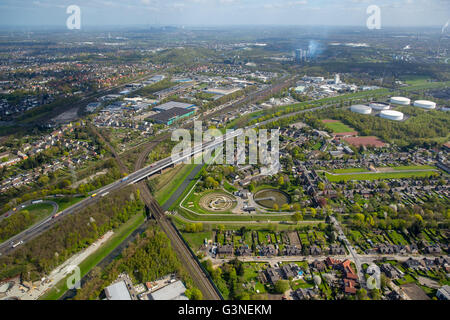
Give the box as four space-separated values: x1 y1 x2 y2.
138 182 222 300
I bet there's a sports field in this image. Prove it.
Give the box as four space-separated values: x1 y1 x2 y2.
322 120 355 133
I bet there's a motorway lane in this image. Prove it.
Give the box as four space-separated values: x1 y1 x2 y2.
0 130 241 256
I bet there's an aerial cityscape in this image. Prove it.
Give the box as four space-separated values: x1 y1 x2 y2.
0 0 449 307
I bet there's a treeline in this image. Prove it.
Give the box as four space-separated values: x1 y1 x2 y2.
72 224 200 300
0 158 122 214
0 187 143 282
130 79 174 98
0 210 34 243
202 258 266 300
345 195 450 234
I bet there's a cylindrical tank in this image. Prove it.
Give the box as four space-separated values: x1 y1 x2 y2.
380 110 404 121
350 104 372 114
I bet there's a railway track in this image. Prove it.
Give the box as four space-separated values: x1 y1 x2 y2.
138 181 222 300
132 135 221 300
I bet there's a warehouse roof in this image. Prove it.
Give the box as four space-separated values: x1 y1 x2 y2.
146 107 193 124
148 280 188 300
154 101 194 111
104 281 132 300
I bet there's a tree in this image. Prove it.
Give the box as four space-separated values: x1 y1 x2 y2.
274 280 290 294
357 288 369 300
370 289 381 300
292 211 303 224
38 175 49 186
185 287 203 300
277 176 284 186
318 182 325 191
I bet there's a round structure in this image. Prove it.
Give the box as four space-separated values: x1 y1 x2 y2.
380 110 404 121
350 104 372 115
254 189 290 209
390 97 410 105
199 192 236 212
369 102 390 111
414 100 436 110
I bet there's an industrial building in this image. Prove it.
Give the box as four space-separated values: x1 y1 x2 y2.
369 102 390 110
146 107 195 125
380 110 404 121
153 101 195 112
148 280 188 300
104 281 132 300
414 100 436 110
390 97 411 105
350 104 372 114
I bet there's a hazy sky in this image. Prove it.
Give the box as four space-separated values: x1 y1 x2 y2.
0 0 449 28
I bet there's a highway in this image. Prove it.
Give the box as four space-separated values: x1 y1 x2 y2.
0 129 241 256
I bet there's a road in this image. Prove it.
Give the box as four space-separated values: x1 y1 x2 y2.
209 253 449 269
0 200 58 224
330 216 365 287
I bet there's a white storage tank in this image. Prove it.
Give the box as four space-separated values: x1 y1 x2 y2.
414 100 436 110
369 102 390 110
390 97 411 105
351 104 372 115
380 110 404 121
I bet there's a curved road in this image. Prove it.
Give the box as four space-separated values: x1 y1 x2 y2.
0 200 58 224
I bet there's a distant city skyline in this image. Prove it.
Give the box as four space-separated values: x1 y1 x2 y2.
0 0 449 28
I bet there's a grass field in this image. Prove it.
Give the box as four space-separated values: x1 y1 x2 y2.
181 231 213 251
400 75 431 86
154 164 197 206
322 120 355 133
21 203 54 223
325 169 438 182
53 196 86 212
